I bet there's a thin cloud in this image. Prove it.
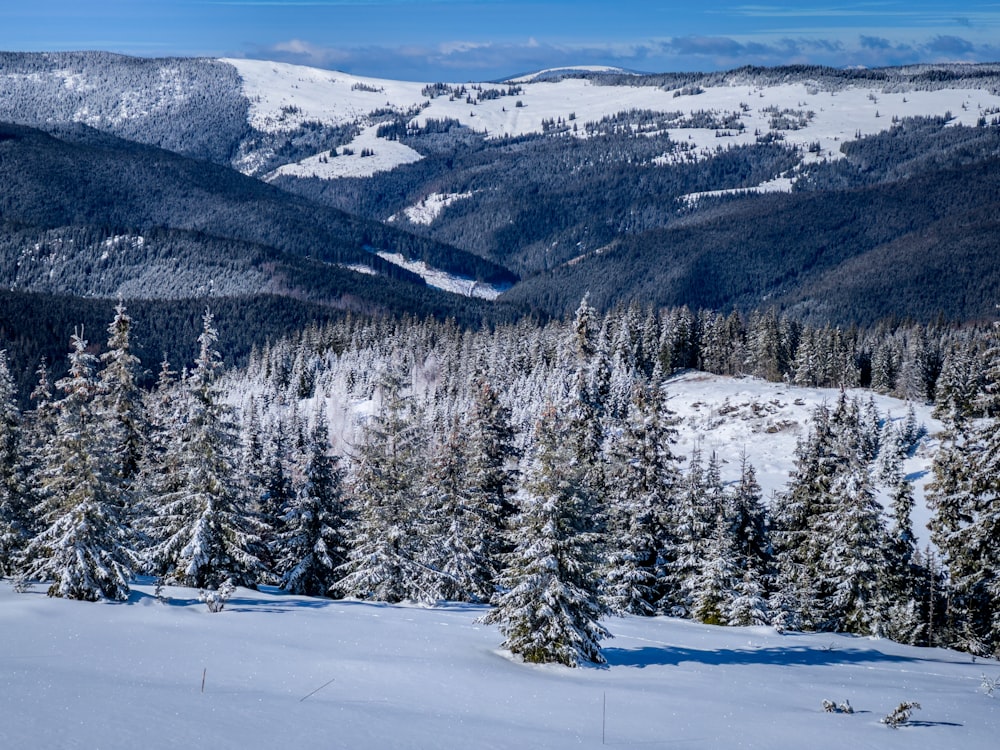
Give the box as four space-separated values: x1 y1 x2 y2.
251 31 1000 81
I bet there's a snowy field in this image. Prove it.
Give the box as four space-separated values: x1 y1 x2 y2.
225 58 1000 190
2 580 997 749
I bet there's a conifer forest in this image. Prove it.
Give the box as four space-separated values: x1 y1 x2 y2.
3 297 999 667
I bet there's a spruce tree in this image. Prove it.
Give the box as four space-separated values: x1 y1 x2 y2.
0 350 27 576
602 381 681 615
22 333 135 601
276 404 349 596
419 419 495 602
482 405 610 667
147 311 265 589
466 377 519 573
336 363 427 602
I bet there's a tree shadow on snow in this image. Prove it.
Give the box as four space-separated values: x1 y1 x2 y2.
603 643 918 669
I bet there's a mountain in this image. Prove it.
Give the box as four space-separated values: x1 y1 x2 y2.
3 52 1000 325
0 121 516 312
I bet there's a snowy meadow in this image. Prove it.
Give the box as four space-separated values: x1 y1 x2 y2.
2 579 998 749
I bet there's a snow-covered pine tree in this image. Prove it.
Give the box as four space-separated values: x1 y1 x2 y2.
147 310 265 589
257 414 295 576
691 512 740 625
336 362 428 602
820 453 891 635
21 332 135 600
947 326 1000 653
466 376 520 572
96 302 147 487
276 402 349 597
602 380 681 615
482 404 610 667
0 350 27 576
418 418 495 602
769 404 839 629
661 446 714 616
724 456 772 626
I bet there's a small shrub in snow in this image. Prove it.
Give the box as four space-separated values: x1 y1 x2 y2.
981 673 1000 697
200 580 235 613
822 699 853 714
11 576 33 594
881 701 920 728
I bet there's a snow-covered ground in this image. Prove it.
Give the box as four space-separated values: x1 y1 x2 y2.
3 580 997 749
374 250 509 300
389 191 475 226
265 125 424 181
226 57 1000 193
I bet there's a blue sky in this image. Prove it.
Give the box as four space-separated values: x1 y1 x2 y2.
3 1 1000 80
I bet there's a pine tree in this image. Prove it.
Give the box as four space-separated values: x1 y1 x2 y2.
482 405 610 667
602 381 681 615
466 377 519 574
336 363 428 602
419 419 495 602
932 326 1000 653
276 403 349 596
147 311 265 589
691 514 740 625
661 447 714 616
0 350 27 576
96 303 147 487
725 456 772 625
821 456 890 634
22 332 135 600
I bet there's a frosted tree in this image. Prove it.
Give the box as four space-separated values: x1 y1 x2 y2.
691 515 740 625
929 327 1000 653
820 457 890 634
0 350 27 576
96 302 147 487
603 381 681 615
258 414 295 573
336 363 428 602
662 447 714 616
466 377 520 572
418 420 495 602
147 311 265 589
482 405 610 667
22 332 135 600
725 456 772 625
770 405 839 629
276 403 349 597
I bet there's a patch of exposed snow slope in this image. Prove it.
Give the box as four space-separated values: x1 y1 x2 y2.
266 125 423 180
375 250 508 300
390 191 474 226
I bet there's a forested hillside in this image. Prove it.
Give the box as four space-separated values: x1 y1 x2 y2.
3 298 1000 661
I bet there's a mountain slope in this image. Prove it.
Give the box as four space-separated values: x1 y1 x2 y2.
0 122 516 308
500 145 1000 323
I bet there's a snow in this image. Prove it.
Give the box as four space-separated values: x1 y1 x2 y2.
2 580 997 749
506 65 637 83
265 125 424 180
391 191 475 226
662 372 941 545
226 57 1000 191
375 251 509 300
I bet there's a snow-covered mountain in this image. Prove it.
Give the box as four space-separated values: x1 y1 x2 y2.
224 56 1000 191
3 52 1000 322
